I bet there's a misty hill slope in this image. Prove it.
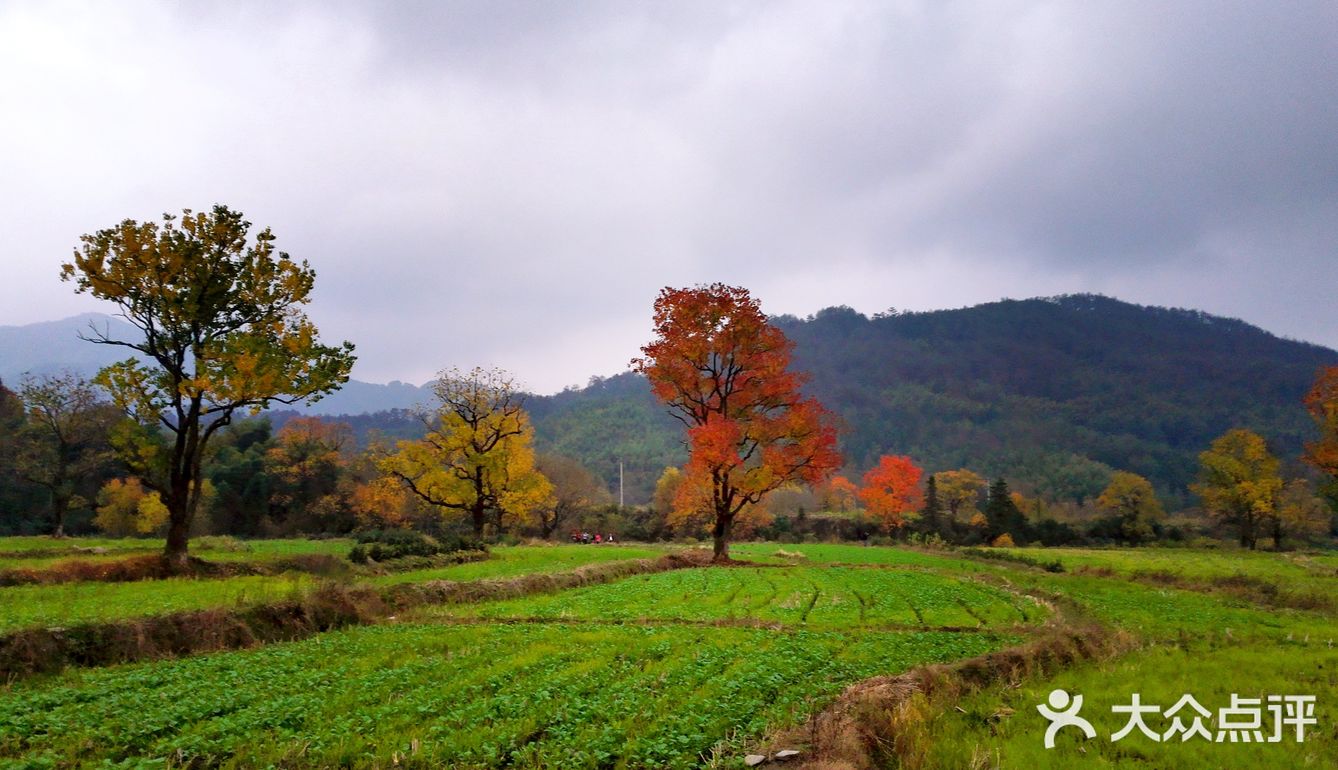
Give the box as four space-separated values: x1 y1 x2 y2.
0 314 430 414
0 313 140 384
529 295 1337 505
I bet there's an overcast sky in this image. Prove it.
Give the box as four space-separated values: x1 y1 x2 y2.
3 0 1336 393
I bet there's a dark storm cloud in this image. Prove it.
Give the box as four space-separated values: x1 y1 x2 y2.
2 0 1335 392
906 3 1338 268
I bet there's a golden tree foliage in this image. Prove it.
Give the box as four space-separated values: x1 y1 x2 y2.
934 469 987 521
93 478 171 536
1191 429 1283 549
1272 478 1331 547
349 476 415 530
1096 470 1165 543
652 466 683 516
266 416 353 529
62 205 354 565
665 466 714 536
379 367 553 537
667 468 773 539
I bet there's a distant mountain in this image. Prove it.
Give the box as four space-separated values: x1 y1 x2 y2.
0 313 141 384
0 314 430 413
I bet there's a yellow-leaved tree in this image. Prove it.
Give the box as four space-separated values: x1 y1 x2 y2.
1191 428 1282 550
934 469 987 523
1096 471 1165 544
93 477 172 537
379 367 553 537
62 206 355 566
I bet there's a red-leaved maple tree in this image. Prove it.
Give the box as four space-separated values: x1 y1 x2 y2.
632 284 841 560
858 454 924 532
1304 365 1338 481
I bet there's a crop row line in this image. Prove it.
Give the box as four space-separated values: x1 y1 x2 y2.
424 614 1019 636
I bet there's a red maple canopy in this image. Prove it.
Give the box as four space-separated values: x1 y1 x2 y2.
633 283 841 559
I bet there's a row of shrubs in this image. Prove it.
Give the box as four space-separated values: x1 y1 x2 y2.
348 529 487 564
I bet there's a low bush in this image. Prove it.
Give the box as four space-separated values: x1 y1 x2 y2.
959 547 1064 573
192 535 252 552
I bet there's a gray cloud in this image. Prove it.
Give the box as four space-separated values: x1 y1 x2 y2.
2 0 1335 392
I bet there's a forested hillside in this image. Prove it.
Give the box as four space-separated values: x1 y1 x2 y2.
525 295 1337 506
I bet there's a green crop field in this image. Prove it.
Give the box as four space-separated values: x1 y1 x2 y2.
0 572 317 634
729 542 972 570
0 536 354 570
0 623 1011 768
835 543 1335 770
0 540 1333 768
0 536 159 555
433 565 1042 630
370 544 666 586
1003 545 1330 591
0 544 663 634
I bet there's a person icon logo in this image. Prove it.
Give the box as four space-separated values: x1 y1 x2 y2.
1036 689 1097 749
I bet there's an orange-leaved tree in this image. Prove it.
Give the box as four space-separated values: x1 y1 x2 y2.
266 416 354 531
858 455 924 532
820 475 859 512
632 284 841 560
1304 365 1338 483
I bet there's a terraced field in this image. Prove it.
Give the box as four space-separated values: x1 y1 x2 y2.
0 540 1027 768
1 539 1331 768
435 565 1042 629
0 544 662 633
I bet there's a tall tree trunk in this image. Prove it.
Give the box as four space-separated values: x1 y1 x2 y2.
472 469 488 538
164 480 194 569
470 502 486 537
165 513 191 568
712 513 733 561
51 493 68 538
